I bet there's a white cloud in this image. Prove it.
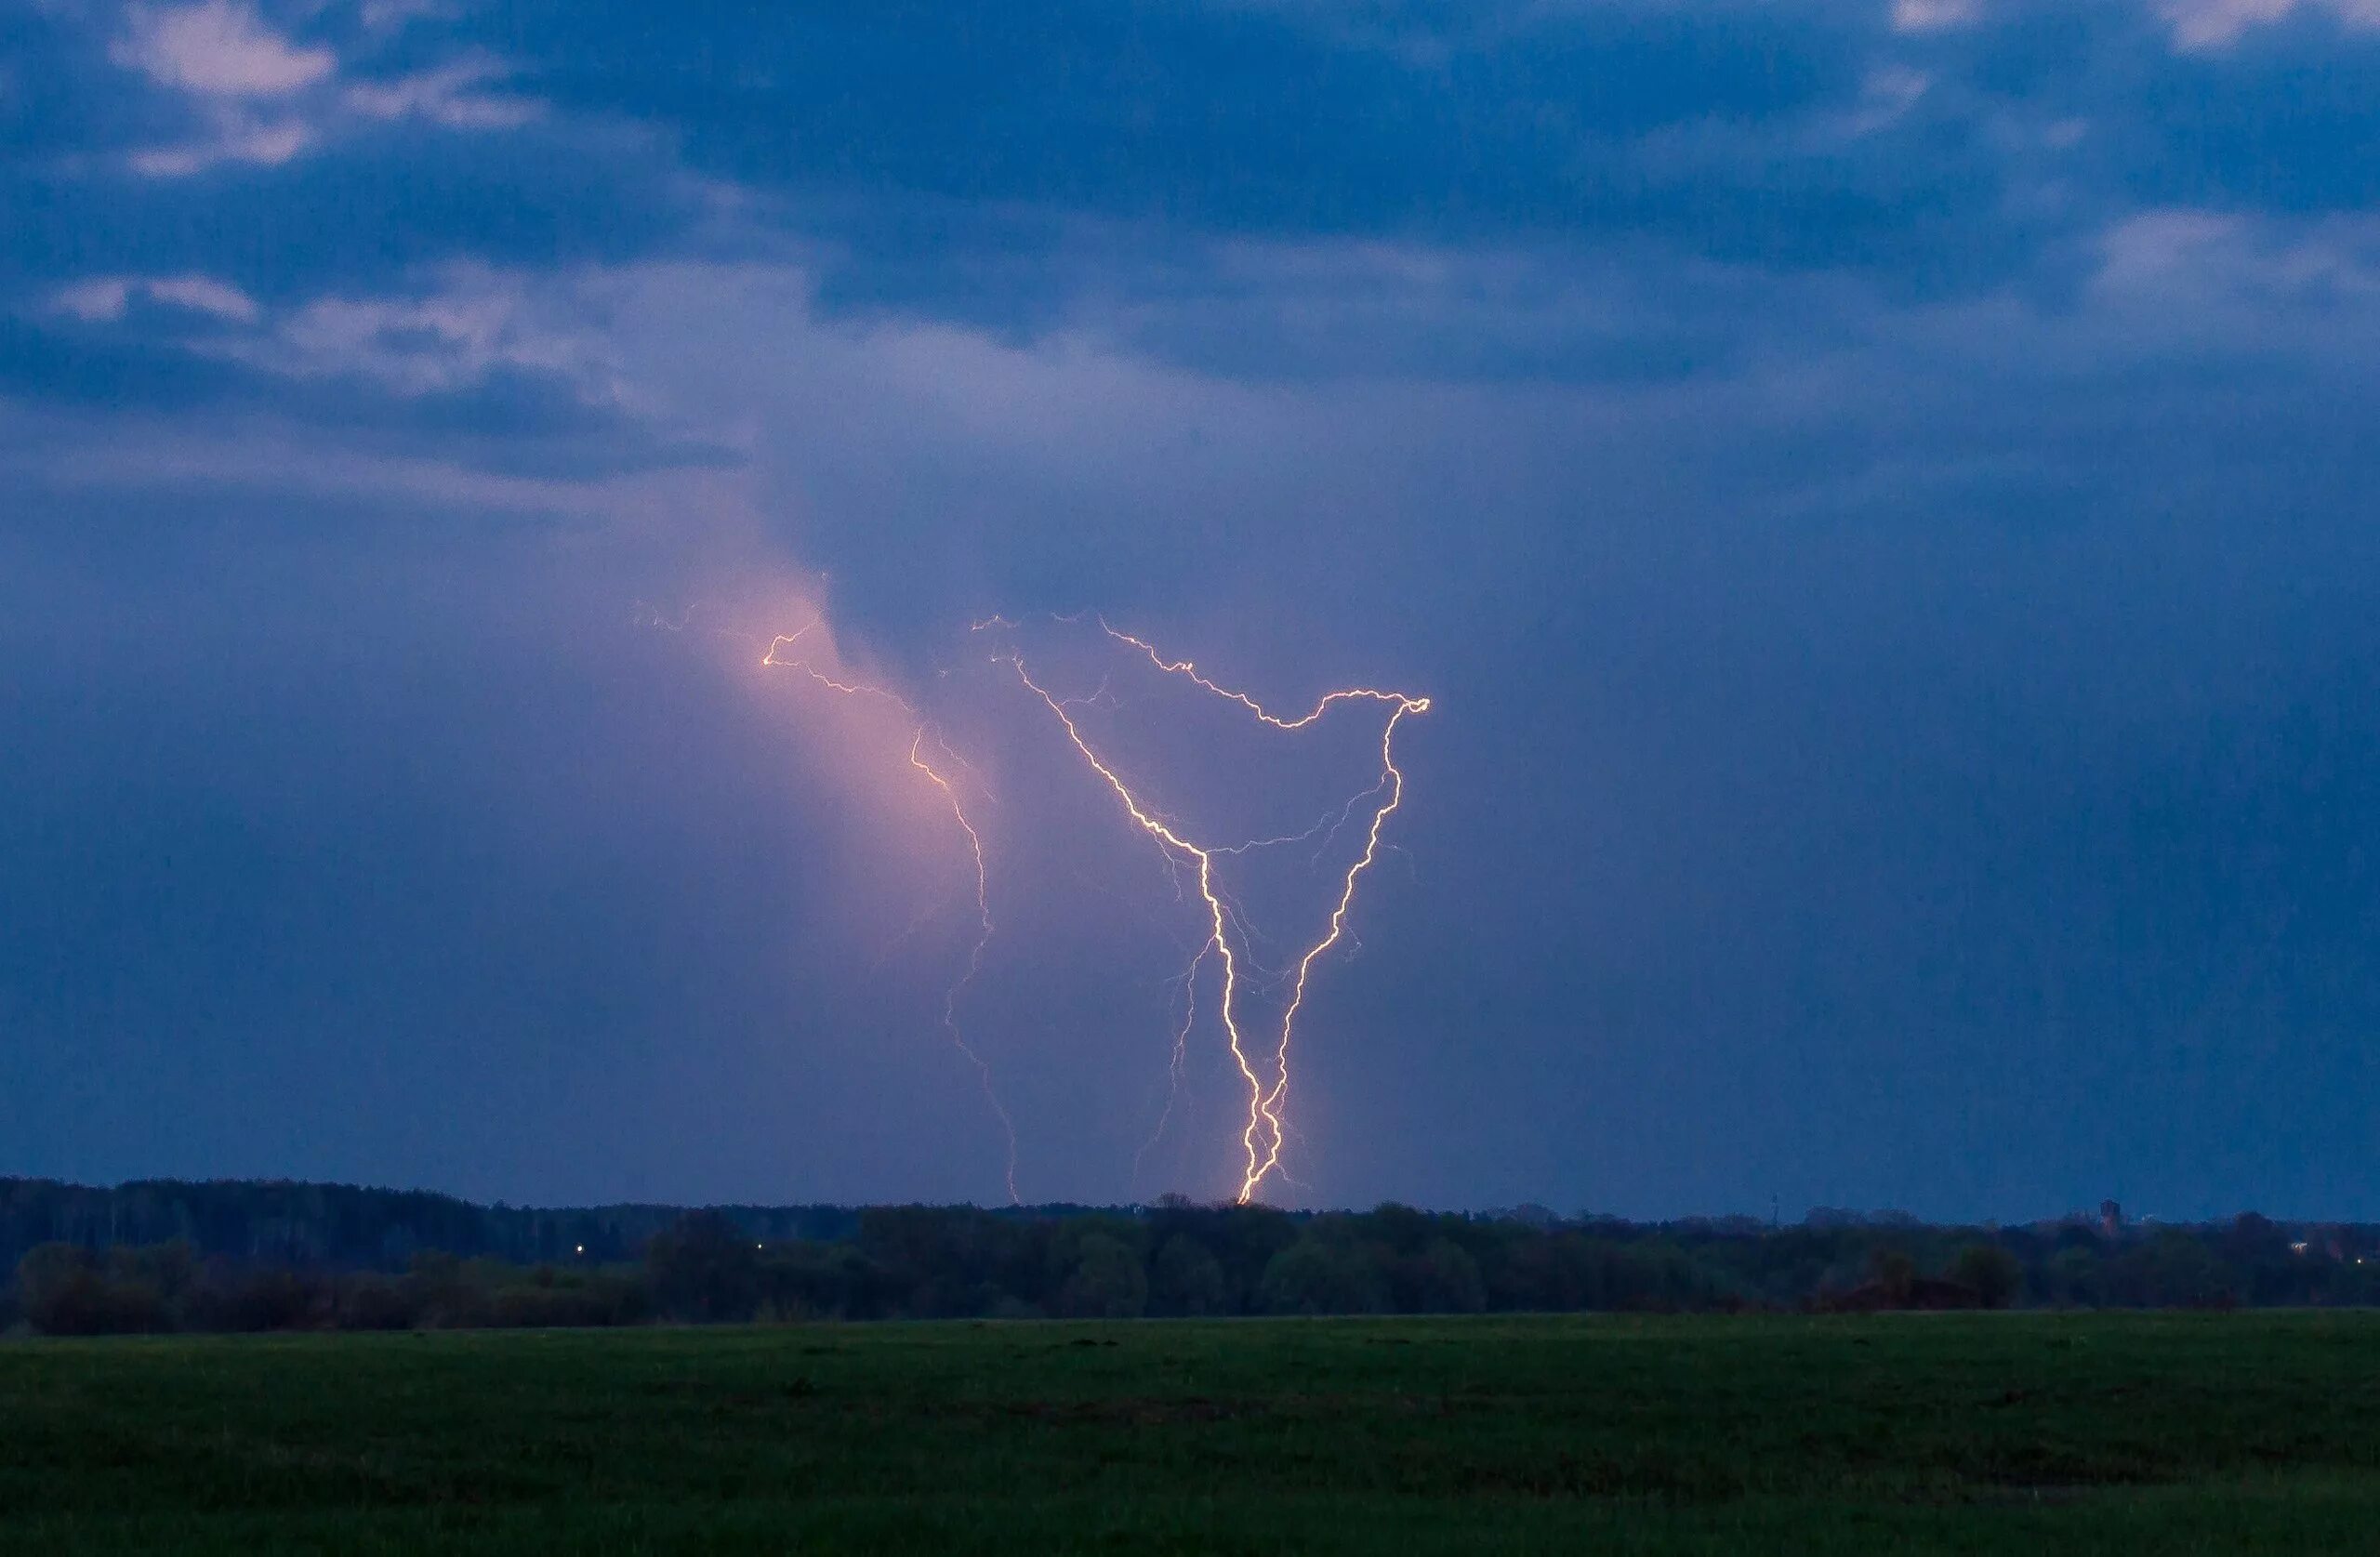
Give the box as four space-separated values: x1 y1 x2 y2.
200 269 628 410
2094 208 2247 295
343 59 539 130
2156 0 2380 48
358 0 457 33
112 7 535 175
143 274 263 323
2089 208 2380 350
127 114 313 176
1890 0 1980 33
1843 66 1934 137
52 279 134 323
1894 0 2380 46
112 1 336 97
48 273 261 323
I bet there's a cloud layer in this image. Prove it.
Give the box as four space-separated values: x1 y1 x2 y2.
6 2 2379 1216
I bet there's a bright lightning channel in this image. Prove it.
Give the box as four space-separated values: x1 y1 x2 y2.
1008 625 1428 1204
1130 943 1209 1196
760 626 1021 1205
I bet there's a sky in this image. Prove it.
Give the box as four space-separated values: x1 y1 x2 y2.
5 0 2378 1220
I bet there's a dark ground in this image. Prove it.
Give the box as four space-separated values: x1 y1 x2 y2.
4 1312 2376 1553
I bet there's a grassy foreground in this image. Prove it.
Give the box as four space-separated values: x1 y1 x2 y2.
3 1312 2376 1554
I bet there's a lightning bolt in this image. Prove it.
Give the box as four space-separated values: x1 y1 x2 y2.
1250 692 1424 1191
761 625 921 713
650 603 1428 1207
1130 943 1208 1196
906 730 1018 1207
756 622 1022 1205
1009 629 1428 1204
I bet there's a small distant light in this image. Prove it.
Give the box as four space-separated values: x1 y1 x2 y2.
575 1245 585 1255
756 1242 765 1249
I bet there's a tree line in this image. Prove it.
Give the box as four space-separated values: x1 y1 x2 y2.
4 1179 2374 1336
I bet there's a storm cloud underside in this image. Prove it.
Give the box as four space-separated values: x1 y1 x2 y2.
4 0 2378 1215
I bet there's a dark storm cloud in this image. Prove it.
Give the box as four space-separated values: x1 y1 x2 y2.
5 121 702 301
7 0 2380 1216
2121 24 2380 212
0 299 730 479
483 0 1858 227
405 0 2380 311
11 0 2376 383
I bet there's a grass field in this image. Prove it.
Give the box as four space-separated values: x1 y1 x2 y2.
3 1312 2377 1553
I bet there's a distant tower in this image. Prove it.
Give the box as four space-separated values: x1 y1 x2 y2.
2099 1199 2123 1238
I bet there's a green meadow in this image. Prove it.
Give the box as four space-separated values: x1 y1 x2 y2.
4 1312 2375 1553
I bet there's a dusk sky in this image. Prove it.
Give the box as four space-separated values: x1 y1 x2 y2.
6 0 2378 1219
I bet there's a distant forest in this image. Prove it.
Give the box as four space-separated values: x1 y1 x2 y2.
5 1178 2375 1336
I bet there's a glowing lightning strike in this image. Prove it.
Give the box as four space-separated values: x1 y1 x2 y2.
1011 634 1429 1204
1131 943 1208 1196
757 624 1021 1205
1248 693 1423 1191
761 626 920 714
906 730 1019 1207
1009 656 1265 1202
1101 617 1421 732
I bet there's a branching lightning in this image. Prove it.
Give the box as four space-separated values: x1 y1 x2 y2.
1008 627 1429 1204
1130 943 1209 1196
905 729 1018 1206
755 622 1021 1205
645 601 1430 1207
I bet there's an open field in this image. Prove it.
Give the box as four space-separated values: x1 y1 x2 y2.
3 1313 2376 1553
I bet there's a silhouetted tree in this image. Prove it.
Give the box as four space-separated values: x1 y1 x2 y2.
1150 1235 1227 1316
1870 1248 1917 1306
1260 1236 1390 1315
1059 1233 1148 1318
1411 1238 1488 1313
2107 1231 2232 1308
1951 1244 2023 1310
337 1273 421 1331
645 1211 761 1322
7 1177 2371 1327
16 1244 169 1335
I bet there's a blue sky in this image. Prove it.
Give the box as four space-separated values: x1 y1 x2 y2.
5 0 2378 1216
